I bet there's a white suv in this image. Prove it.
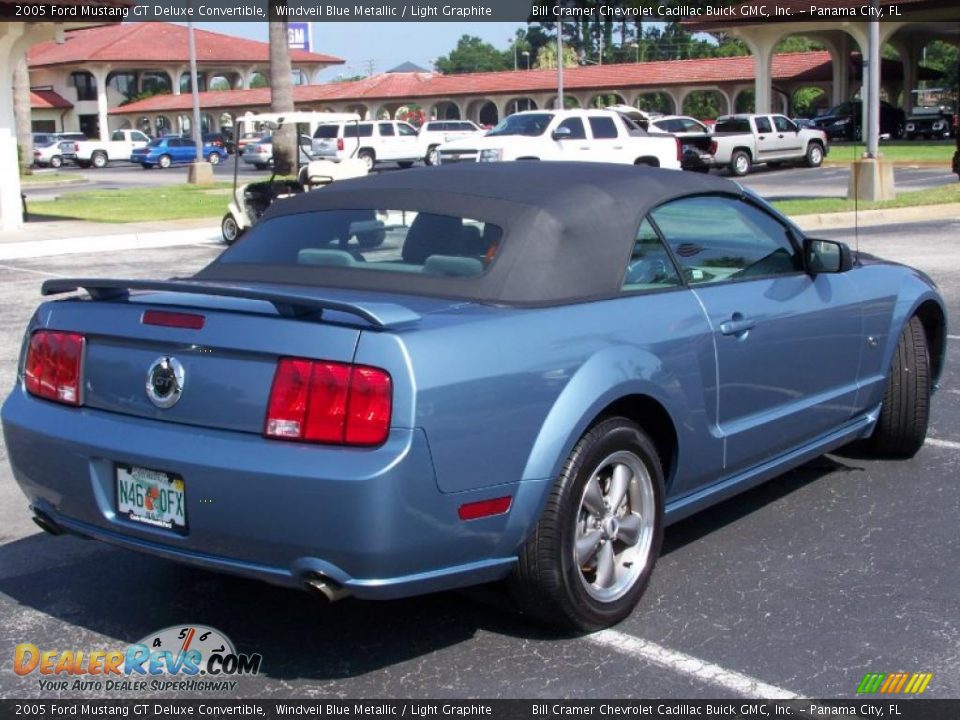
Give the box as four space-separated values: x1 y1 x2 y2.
312 121 422 170
419 120 484 165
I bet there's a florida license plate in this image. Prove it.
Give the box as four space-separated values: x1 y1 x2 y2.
116 465 188 534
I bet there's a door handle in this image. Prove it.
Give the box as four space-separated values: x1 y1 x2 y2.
758 135 766 140
719 313 755 337
613 145 623 149
578 145 590 150
777 134 785 138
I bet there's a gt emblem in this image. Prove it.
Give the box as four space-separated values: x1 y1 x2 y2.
145 356 185 409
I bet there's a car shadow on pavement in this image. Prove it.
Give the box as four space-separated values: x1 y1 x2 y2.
0 457 866 680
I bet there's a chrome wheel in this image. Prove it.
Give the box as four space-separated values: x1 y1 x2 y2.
574 450 655 603
208 152 221 165
733 153 749 176
427 146 440 166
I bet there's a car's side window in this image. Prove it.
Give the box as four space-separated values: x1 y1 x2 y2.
755 116 773 134
557 117 586 140
620 219 682 293
651 196 802 285
397 123 418 136
773 116 796 132
588 116 619 139
378 123 395 137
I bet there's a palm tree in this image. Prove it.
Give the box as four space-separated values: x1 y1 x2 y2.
268 8 295 176
14 57 33 176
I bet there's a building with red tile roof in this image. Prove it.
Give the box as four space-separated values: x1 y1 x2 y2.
27 22 343 138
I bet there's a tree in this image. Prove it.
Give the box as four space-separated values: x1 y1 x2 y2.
14 58 32 176
435 35 511 74
268 8 295 175
533 41 579 70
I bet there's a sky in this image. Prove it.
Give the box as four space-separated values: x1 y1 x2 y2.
197 22 527 80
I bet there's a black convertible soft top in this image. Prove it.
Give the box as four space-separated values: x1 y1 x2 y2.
197 162 745 305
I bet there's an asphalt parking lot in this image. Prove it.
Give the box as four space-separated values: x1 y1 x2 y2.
0 211 957 700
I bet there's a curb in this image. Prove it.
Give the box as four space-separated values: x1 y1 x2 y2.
20 178 89 189
790 202 960 231
822 161 952 169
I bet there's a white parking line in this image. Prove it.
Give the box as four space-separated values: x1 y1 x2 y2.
588 629 799 699
0 263 66 278
947 335 960 341
926 438 960 450
0 228 219 261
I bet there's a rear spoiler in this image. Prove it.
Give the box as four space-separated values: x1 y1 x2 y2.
40 278 421 329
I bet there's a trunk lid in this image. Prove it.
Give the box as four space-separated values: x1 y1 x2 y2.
36 279 431 435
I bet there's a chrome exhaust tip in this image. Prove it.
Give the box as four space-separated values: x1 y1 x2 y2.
303 574 350 603
32 510 64 536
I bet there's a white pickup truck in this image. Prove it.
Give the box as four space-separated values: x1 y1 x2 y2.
72 129 151 168
436 109 681 169
709 114 828 176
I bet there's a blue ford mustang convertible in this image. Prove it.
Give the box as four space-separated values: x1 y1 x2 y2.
1 164 946 630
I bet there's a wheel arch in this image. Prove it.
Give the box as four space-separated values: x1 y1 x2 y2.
914 298 947 388
633 157 660 167
520 349 689 492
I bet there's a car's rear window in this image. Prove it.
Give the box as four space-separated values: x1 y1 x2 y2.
715 118 751 133
218 209 503 278
313 125 339 139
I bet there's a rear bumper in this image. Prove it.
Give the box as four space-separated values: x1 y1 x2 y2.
2 390 545 599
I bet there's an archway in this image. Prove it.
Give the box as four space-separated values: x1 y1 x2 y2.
430 100 461 120
682 90 729 120
545 95 581 110
69 71 97 101
589 92 626 108
634 92 674 115
155 115 172 136
504 97 538 115
140 71 172 95
791 86 828 118
466 99 498 127
735 89 755 114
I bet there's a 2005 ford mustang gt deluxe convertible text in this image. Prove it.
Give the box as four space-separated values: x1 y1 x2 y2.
2 163 946 630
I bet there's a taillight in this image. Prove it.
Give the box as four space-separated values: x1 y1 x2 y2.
709 140 718 156
73 143 79 151
265 358 391 446
24 330 84 406
676 137 682 163
336 137 344 151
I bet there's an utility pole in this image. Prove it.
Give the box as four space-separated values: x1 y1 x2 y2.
186 16 212 184
865 0 880 159
557 22 564 109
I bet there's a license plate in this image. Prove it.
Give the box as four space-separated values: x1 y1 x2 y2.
116 465 188 534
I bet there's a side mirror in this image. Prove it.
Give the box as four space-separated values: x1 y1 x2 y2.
804 237 853 274
551 126 572 141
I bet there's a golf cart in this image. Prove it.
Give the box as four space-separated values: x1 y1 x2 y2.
905 88 956 141
221 111 369 244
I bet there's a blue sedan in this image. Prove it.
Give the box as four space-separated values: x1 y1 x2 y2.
1 164 946 630
131 136 228 169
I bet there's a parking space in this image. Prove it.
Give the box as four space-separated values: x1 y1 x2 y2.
0 215 956 700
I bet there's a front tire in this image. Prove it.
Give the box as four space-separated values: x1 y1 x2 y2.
866 315 930 458
208 152 221 165
729 150 751 176
509 417 664 631
425 145 440 166
805 142 824 168
221 213 243 245
50 155 62 169
158 154 172 169
358 149 375 171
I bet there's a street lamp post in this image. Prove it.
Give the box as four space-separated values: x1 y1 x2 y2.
557 22 564 109
186 17 213 184
522 50 530 70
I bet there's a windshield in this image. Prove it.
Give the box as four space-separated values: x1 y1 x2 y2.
486 113 554 137
148 138 164 147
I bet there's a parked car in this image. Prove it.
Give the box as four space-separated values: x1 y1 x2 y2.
203 132 236 154
32 136 66 168
31 132 60 147
55 132 87 164
131 136 228 168
812 101 906 141
437 109 681 169
647 115 713 172
242 134 314 170
311 120 423 170
904 103 955 140
236 131 266 156
5 163 943 630
710 114 829 176
418 120 484 165
72 129 151 168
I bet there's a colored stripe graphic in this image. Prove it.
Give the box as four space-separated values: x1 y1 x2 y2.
858 672 932 694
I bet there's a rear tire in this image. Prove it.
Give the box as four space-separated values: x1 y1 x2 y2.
358 150 375 171
866 315 930 458
91 151 107 169
425 145 440 166
509 417 664 631
729 150 751 176
208 152 221 165
50 155 62 169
